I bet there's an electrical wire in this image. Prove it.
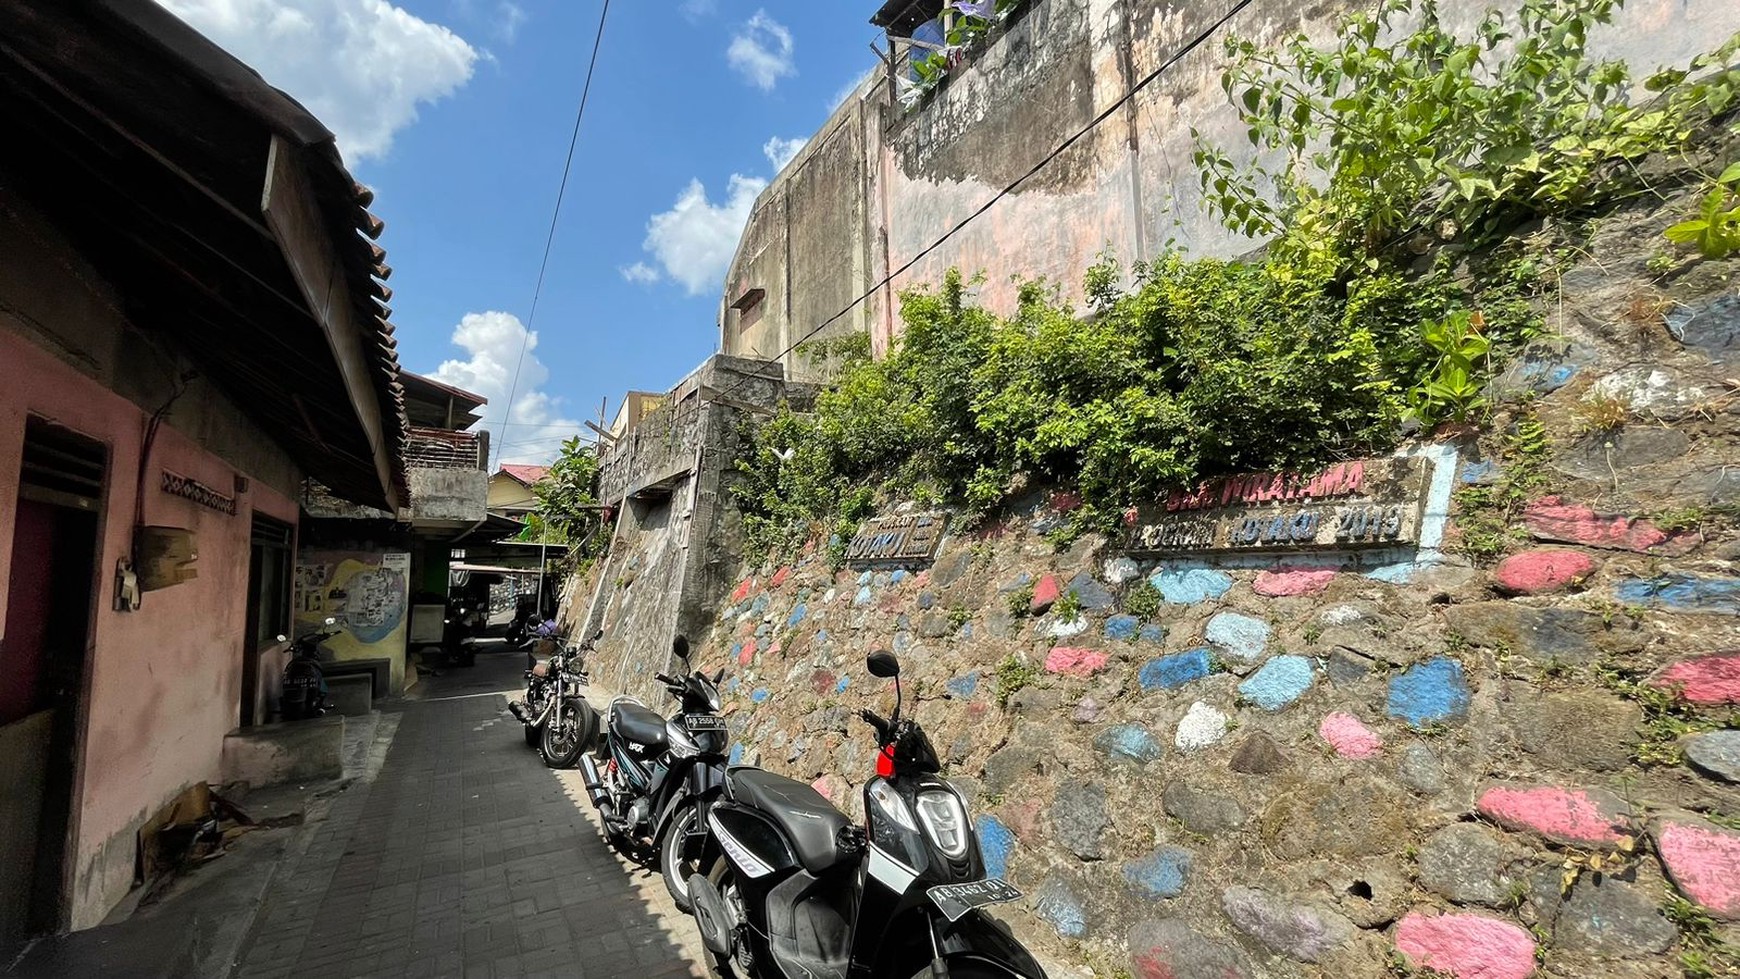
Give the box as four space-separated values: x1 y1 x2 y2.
704 0 1256 409
491 0 611 470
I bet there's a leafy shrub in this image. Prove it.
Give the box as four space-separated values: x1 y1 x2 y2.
1123 580 1163 620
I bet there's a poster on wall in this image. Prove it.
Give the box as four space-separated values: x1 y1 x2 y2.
293 551 410 680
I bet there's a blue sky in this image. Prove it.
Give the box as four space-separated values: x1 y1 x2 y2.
157 0 880 463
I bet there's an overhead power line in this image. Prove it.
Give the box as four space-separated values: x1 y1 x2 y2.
491 0 611 470
706 0 1255 409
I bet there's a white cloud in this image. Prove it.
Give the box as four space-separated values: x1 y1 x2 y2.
619 262 660 285
431 311 582 465
727 10 794 91
496 1 526 42
680 0 716 20
643 175 767 295
154 0 478 161
762 136 807 172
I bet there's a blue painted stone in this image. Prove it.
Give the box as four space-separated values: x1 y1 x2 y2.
815 629 829 644
1614 574 1740 614
893 632 915 653
1364 562 1427 584
998 572 1033 593
958 622 975 640
750 594 771 615
754 624 772 640
1139 623 1168 644
1387 657 1471 728
1067 572 1115 610
891 569 907 584
728 744 744 766
1139 649 1213 691
975 815 1014 879
1123 846 1193 899
786 603 808 628
1105 614 1140 640
947 671 981 698
1238 655 1314 711
730 642 743 660
857 570 873 586
750 687 770 704
1459 459 1499 484
1095 724 1161 764
1150 568 1233 604
835 675 850 694
853 586 873 606
726 677 741 694
918 590 936 610
1032 876 1087 938
1205 612 1270 662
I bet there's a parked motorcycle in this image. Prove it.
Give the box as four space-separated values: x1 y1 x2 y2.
577 635 730 911
525 629 601 768
684 649 1046 979
279 617 339 721
508 625 595 751
503 596 539 650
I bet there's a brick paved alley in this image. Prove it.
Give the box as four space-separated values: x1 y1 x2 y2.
232 647 707 979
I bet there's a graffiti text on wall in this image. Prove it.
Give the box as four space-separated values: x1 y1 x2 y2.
845 513 948 567
161 470 236 515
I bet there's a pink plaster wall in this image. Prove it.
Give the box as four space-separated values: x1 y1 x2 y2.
0 328 298 929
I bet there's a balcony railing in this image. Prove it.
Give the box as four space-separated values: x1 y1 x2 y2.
405 427 486 471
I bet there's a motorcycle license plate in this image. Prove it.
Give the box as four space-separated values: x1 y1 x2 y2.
684 714 726 732
928 878 1021 922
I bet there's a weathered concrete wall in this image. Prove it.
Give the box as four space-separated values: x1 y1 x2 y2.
405 466 487 522
0 190 305 930
722 0 1740 364
693 172 1740 976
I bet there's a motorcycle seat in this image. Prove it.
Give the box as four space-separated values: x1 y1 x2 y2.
610 702 668 751
726 768 851 875
530 660 549 678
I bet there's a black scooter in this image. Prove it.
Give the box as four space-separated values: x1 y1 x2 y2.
280 617 338 721
685 650 1046 979
577 635 731 913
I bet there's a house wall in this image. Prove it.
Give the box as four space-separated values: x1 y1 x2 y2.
721 0 1740 366
293 548 411 692
487 472 538 512
0 190 303 930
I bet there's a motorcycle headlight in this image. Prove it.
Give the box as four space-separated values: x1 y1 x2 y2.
867 778 916 831
915 789 970 859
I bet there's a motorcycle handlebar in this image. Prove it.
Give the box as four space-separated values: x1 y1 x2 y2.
858 708 891 739
654 672 679 686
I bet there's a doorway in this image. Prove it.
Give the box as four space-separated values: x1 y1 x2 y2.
0 418 105 942
242 515 292 727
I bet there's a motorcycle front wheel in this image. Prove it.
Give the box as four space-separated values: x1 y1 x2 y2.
541 697 596 768
660 801 704 912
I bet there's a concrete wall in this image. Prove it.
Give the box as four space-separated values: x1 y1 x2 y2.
0 190 304 930
486 472 537 512
721 0 1740 365
406 466 488 523
293 549 412 693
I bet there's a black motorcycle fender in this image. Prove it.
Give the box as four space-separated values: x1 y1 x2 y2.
940 911 1048 979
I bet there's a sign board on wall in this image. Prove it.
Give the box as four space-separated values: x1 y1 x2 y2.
294 550 411 684
1125 458 1430 555
845 513 949 567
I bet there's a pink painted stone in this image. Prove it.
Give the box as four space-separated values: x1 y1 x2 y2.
1318 712 1383 758
809 670 837 695
1652 651 1740 706
1492 548 1597 595
1394 912 1537 979
967 701 989 718
1030 574 1062 613
770 565 791 588
766 640 782 659
1045 647 1109 678
1476 784 1632 847
811 774 846 805
731 578 754 603
738 637 757 666
1521 496 1685 553
1254 568 1337 597
1656 819 1740 920
1050 491 1082 513
1003 798 1045 841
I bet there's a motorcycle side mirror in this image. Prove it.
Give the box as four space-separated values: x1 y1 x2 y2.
672 635 690 662
866 650 900 678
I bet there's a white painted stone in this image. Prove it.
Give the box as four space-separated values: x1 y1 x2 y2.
1048 615 1090 638
1176 701 1230 752
1590 367 1704 412
824 588 837 604
1103 557 1141 584
1320 605 1365 626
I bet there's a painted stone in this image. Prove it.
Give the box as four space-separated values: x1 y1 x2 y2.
1104 614 1140 640
1492 549 1596 595
1047 616 1089 639
890 569 907 584
1418 823 1520 907
1139 649 1213 691
1618 575 1740 615
1205 612 1271 663
1253 568 1337 597
1162 781 1245 834
1522 496 1683 553
1320 605 1365 626
1104 557 1141 584
731 578 754 603
834 675 850 694
822 588 837 604
725 677 741 695
786 603 808 629
852 585 872 606
1149 568 1233 604
754 623 772 639
808 670 836 696
1655 817 1740 920
1318 712 1382 758
1238 655 1314 711
1175 702 1230 752
1128 918 1252 979
1229 733 1289 775
739 638 758 666
946 671 980 699
1665 291 1740 363
811 774 845 806
1096 724 1162 765
1045 647 1109 678
770 565 790 588
750 687 770 704
1686 730 1740 783
856 570 872 586
1387 657 1471 728
1138 623 1167 643
750 594 771 615
1031 873 1087 938
1067 572 1115 610
1393 912 1537 979
1221 886 1353 963
1476 784 1632 848
1459 459 1499 484
1030 574 1061 613
1050 783 1109 860
728 743 744 766
1651 651 1740 705
1072 697 1101 723
1123 846 1192 900
975 815 1014 879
